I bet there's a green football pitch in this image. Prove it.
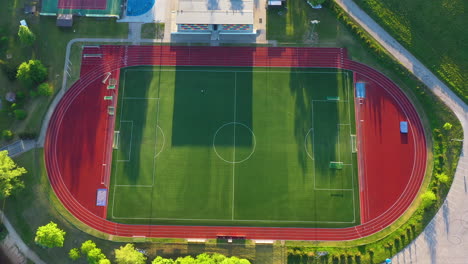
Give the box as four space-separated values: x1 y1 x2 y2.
107 66 360 228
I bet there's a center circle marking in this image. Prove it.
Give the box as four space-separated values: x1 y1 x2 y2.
213 122 256 164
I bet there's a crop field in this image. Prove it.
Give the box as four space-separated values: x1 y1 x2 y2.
106 66 359 228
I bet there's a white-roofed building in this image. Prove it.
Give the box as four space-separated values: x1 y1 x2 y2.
172 0 256 39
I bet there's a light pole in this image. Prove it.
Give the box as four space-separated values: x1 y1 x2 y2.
310 20 320 41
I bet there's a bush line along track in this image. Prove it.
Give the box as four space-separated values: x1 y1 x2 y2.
45 46 426 241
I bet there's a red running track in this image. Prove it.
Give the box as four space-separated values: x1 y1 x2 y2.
44 46 426 240
58 0 107 10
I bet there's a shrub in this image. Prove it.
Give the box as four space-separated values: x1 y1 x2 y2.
2 130 13 140
18 25 36 46
443 122 453 131
37 83 53 96
16 60 48 86
435 172 450 184
69 248 80 261
13 109 26 120
421 191 437 209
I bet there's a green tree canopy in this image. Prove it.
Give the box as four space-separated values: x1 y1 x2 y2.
69 248 81 261
152 256 175 264
115 244 146 264
81 240 97 255
99 259 111 264
17 25 36 46
436 172 450 184
37 82 53 96
421 190 437 209
34 222 66 248
16 60 47 86
175 256 195 264
0 150 26 199
87 247 107 264
153 253 251 264
443 122 453 131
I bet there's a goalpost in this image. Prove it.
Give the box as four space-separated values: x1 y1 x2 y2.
113 131 120 149
329 161 344 169
351 135 357 153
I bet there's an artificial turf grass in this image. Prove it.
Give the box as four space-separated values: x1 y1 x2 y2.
107 66 359 228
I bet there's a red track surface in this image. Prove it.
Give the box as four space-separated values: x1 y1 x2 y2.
44 46 426 240
58 0 107 10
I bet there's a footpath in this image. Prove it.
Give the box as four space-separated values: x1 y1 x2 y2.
0 211 45 264
334 0 468 263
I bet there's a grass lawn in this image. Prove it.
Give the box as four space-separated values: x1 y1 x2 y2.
107 66 359 228
354 0 468 104
2 149 125 264
0 0 128 141
141 23 164 39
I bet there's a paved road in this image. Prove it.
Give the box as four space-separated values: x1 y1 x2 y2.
334 0 468 263
0 211 45 264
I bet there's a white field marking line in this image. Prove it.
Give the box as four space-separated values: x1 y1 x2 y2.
304 128 314 160
232 72 237 221
110 216 355 224
346 72 358 223
150 97 161 187
112 70 160 218
312 100 349 102
112 69 352 221
124 68 345 74
115 185 153 187
112 70 130 219
337 124 341 162
154 126 165 158
116 120 134 162
123 97 160 100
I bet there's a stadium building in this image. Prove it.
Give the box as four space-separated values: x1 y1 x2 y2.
172 0 256 40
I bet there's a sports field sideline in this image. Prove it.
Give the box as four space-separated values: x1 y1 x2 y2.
107 65 359 228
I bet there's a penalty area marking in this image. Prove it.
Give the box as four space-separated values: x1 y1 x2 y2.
304 128 314 160
154 125 165 158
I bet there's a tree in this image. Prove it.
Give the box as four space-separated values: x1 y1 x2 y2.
436 172 450 184
2 130 13 140
0 150 26 199
115 244 146 264
81 240 97 255
16 60 47 85
18 25 36 46
34 222 66 248
175 256 195 264
443 122 453 131
69 248 81 261
421 190 437 209
152 256 175 264
37 83 53 96
99 259 111 264
87 248 107 264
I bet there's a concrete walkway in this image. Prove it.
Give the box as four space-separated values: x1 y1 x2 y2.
0 140 36 157
0 211 46 264
334 0 468 263
128 23 143 44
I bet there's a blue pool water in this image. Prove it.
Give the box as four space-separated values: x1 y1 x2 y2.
127 0 155 16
